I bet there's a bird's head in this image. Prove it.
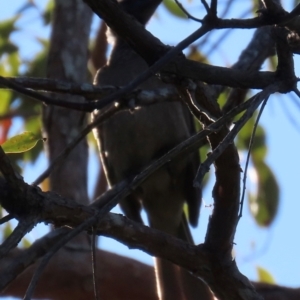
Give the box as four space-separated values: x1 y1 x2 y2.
118 0 162 25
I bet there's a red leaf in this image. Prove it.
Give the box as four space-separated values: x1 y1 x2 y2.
0 118 12 145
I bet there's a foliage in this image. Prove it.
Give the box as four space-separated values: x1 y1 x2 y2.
1 131 43 154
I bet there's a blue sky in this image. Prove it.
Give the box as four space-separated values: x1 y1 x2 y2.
1 0 300 291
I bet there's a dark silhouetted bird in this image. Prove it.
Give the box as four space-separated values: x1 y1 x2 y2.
93 1 212 299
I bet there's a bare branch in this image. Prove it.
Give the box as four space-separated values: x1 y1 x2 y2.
0 214 14 225
0 76 94 112
0 218 35 259
174 0 203 22
239 97 269 220
195 86 275 187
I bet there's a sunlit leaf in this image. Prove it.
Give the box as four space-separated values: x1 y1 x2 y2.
1 131 43 154
256 266 276 284
187 47 208 63
23 116 43 162
268 55 277 72
21 237 32 248
0 52 20 80
217 90 229 109
163 0 187 19
7 52 20 75
183 203 189 219
251 0 260 14
0 91 12 114
248 161 279 227
3 222 12 239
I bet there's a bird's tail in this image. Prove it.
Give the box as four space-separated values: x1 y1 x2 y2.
154 214 214 300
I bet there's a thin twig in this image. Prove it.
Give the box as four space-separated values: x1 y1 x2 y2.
194 86 275 187
3 77 180 102
24 189 120 300
239 97 269 219
23 218 97 299
0 218 35 259
1 77 115 100
91 227 100 300
293 87 300 98
203 9 250 58
174 0 203 22
0 214 14 225
201 0 210 14
0 76 95 112
33 103 119 185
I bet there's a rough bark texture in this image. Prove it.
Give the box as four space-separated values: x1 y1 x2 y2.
43 0 92 205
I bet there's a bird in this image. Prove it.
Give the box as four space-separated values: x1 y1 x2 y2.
92 0 211 299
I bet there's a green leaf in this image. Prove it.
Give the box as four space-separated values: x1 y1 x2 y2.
256 266 275 284
199 143 210 189
163 0 187 19
23 116 43 163
268 55 277 72
0 16 19 40
248 161 279 227
42 0 55 25
21 237 32 248
0 41 18 55
3 222 13 239
217 90 229 109
252 0 260 14
0 90 12 114
7 52 20 75
236 114 267 160
187 47 208 63
1 131 43 154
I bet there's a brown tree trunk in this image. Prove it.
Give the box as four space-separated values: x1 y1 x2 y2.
43 0 92 205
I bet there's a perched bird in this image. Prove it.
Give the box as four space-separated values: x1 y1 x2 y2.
93 0 210 299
